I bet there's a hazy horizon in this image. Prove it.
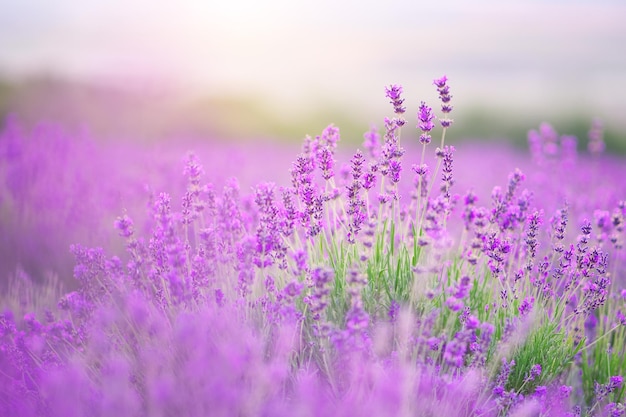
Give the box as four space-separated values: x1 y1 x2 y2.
2 0 626 128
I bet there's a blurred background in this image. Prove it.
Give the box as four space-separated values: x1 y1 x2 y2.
2 0 626 293
1 0 626 147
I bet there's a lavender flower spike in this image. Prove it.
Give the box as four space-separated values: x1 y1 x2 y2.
385 84 406 115
434 75 454 128
417 101 435 145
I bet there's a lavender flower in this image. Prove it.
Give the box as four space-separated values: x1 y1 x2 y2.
491 168 526 229
292 249 308 276
518 296 535 317
114 214 134 239
308 267 334 320
318 146 335 180
609 376 624 392
385 84 406 115
412 163 430 199
434 75 454 127
452 276 471 299
445 296 464 312
417 101 436 144
595 376 624 402
525 210 543 271
347 150 367 243
493 358 516 398
604 402 625 417
254 182 285 268
388 300 400 323
279 187 298 237
183 152 204 193
551 206 569 252
379 117 405 180
291 154 323 237
524 364 542 383
362 165 377 190
320 123 341 149
439 145 455 199
389 159 402 184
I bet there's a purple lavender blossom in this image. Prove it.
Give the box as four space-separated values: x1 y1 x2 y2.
493 358 516 399
279 187 298 237
439 145 455 199
385 84 406 115
114 214 134 238
521 209 543 274
551 206 569 252
388 300 400 322
253 182 285 268
609 376 624 392
417 101 436 144
453 276 471 299
318 146 335 180
412 163 430 199
604 402 625 417
379 117 405 180
434 75 454 127
525 364 542 383
320 123 341 149
308 267 334 320
595 376 624 402
491 168 526 230
445 296 464 312
290 153 323 237
389 159 402 184
346 150 367 243
362 165 377 191
518 296 535 317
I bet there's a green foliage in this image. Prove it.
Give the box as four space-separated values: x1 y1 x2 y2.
507 319 584 395
580 309 626 406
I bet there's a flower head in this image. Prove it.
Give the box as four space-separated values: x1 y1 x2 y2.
434 75 454 127
433 75 448 88
385 84 406 114
114 215 134 238
417 101 436 132
524 364 542 383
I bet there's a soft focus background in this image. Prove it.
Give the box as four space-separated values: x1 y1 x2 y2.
1 0 626 286
1 0 626 149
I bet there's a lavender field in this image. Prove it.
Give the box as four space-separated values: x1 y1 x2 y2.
1 77 625 417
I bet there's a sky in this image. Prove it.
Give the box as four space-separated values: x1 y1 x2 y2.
1 0 625 124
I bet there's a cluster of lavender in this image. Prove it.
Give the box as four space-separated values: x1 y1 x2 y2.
1 77 626 416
